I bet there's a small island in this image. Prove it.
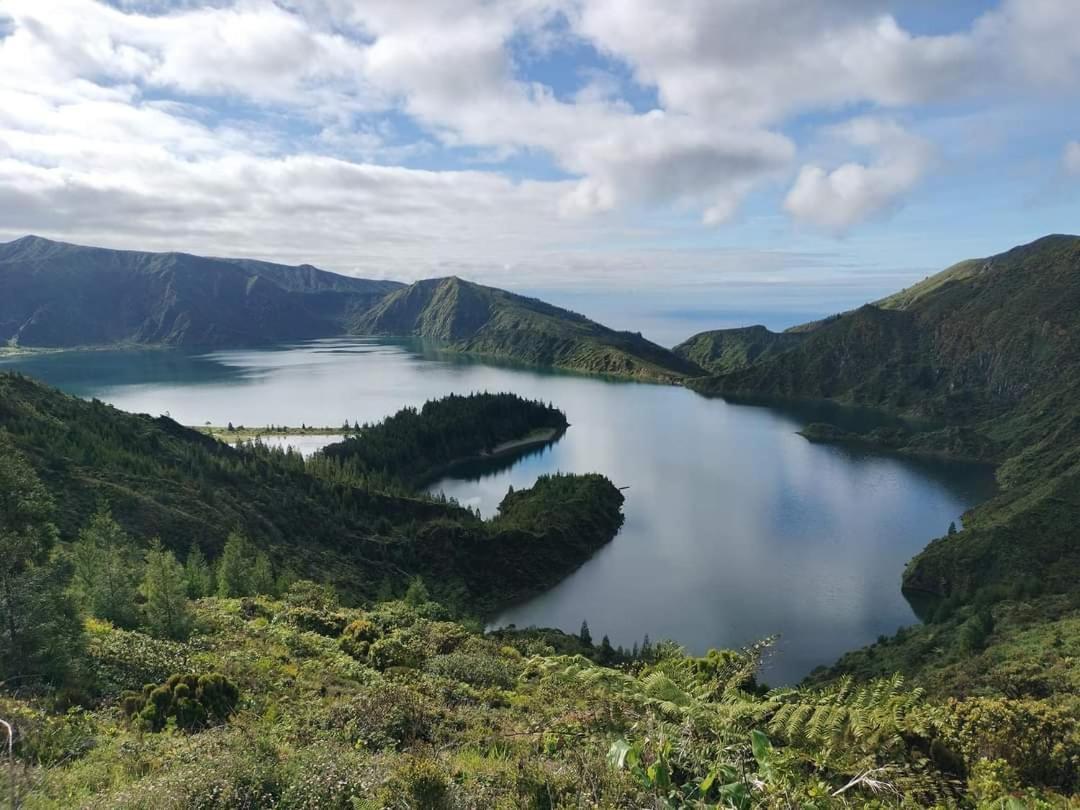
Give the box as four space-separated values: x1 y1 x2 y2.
317 391 569 489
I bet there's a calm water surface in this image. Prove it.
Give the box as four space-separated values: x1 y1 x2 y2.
3 338 996 683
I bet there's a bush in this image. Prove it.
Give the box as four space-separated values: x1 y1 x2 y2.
958 609 995 653
425 651 518 689
284 605 350 637
368 631 424 670
321 681 434 750
0 700 97 766
340 616 379 659
121 673 240 733
86 621 193 696
384 756 451 809
942 696 1080 791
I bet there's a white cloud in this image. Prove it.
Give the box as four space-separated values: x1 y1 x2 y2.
571 0 1080 127
0 0 1077 288
783 119 934 234
1065 141 1080 175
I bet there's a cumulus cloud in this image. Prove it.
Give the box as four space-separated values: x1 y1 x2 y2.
783 119 934 234
0 0 1078 287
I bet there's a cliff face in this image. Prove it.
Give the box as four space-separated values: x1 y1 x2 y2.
0 236 400 348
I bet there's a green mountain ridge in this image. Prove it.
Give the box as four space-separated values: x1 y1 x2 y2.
673 324 804 375
0 236 401 348
679 235 1080 712
350 275 702 381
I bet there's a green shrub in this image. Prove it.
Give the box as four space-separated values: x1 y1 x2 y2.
340 616 379 659
276 742 373 809
385 756 451 809
284 605 350 637
321 682 433 750
425 651 517 689
368 631 425 670
0 700 96 766
943 696 1080 792
284 579 339 611
959 609 995 653
121 673 240 733
86 620 193 696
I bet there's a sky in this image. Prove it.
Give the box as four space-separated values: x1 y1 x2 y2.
1 0 1079 341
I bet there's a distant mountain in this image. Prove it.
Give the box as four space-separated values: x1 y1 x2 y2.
350 276 702 381
673 324 804 375
0 236 401 348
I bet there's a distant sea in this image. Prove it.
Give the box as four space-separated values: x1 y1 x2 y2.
519 288 831 347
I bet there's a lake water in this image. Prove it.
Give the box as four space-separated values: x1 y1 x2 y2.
2 338 996 684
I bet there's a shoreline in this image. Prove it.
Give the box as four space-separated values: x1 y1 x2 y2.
418 425 567 487
194 425 351 444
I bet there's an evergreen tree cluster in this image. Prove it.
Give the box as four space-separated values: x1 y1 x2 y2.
316 392 567 488
0 374 619 610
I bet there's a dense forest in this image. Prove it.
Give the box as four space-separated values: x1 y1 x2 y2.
316 392 568 489
0 374 622 610
1 376 1077 807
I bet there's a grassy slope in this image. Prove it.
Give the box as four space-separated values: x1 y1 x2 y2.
14 594 1076 808
0 373 623 612
0 236 400 348
351 276 702 382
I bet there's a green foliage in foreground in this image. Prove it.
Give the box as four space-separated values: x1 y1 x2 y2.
3 595 1076 808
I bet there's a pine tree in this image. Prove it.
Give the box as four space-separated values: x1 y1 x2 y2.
0 441 83 684
71 505 141 627
579 620 592 646
142 540 193 640
217 532 251 597
599 634 615 665
184 544 213 598
250 551 275 596
404 575 430 606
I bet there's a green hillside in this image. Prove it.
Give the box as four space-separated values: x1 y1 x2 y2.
684 236 1080 720
673 325 804 375
3 397 1075 805
689 235 1080 421
351 276 702 382
0 236 400 348
0 374 622 611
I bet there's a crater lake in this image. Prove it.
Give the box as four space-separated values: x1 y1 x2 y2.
2 337 996 684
